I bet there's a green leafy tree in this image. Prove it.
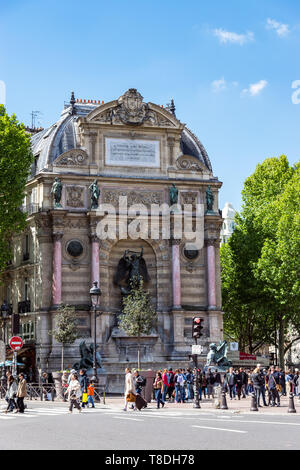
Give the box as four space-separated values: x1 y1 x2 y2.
0 105 33 272
50 305 80 371
119 278 157 370
254 161 300 366
221 215 274 353
222 155 300 367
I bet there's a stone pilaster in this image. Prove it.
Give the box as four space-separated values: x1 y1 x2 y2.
205 238 217 310
171 238 182 309
52 232 63 306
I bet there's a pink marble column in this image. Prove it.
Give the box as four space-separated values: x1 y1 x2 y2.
207 239 217 309
172 240 181 309
52 233 63 305
90 235 100 286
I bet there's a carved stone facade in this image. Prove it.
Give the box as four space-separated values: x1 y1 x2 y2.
0 89 223 392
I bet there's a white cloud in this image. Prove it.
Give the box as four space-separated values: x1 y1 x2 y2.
266 18 290 37
211 77 226 92
214 28 254 45
242 80 268 96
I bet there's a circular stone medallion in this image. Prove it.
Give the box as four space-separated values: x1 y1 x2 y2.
67 240 83 258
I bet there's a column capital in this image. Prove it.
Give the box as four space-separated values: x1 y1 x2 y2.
52 232 64 242
171 237 182 246
205 238 219 247
89 233 99 243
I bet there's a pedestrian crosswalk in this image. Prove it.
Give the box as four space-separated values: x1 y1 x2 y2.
0 406 219 420
0 406 108 419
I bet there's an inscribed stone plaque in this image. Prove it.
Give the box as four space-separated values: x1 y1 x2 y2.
105 138 160 167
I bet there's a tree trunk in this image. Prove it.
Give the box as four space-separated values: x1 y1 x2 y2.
278 316 285 369
61 344 64 372
137 334 141 370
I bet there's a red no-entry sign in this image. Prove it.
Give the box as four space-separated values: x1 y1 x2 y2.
9 336 23 351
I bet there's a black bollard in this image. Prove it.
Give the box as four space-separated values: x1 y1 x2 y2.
220 387 228 410
288 392 297 413
250 391 258 411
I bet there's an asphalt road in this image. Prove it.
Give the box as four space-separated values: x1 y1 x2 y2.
0 401 300 450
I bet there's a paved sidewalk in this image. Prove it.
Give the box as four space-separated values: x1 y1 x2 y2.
2 394 299 415
103 394 300 415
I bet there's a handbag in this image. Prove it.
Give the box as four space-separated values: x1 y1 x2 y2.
82 393 88 403
126 392 136 402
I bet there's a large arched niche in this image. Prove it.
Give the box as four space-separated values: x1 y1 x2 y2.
108 239 157 312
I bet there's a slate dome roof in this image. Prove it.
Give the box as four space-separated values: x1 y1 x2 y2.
30 98 212 174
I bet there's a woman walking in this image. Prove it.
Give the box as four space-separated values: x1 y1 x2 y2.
153 372 165 409
123 368 135 411
4 376 17 413
66 373 82 413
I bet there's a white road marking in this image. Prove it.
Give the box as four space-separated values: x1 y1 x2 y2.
113 416 144 422
192 425 247 434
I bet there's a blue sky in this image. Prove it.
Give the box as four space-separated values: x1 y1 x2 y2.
1 0 300 210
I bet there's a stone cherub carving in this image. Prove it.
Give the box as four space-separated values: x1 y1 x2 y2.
51 177 62 208
206 341 232 369
73 340 102 371
89 179 100 209
113 247 150 296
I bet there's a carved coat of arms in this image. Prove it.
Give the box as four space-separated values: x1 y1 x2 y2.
114 88 156 126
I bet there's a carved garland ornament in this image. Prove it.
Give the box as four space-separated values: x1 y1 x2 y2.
54 149 89 166
176 155 204 172
102 189 164 207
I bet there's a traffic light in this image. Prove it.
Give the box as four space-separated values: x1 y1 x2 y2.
192 317 204 339
11 313 20 335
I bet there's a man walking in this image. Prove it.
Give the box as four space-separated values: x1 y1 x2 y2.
225 367 236 400
268 366 280 407
16 373 27 413
186 369 194 401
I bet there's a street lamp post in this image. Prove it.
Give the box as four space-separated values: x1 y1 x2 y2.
1 300 9 391
89 281 101 390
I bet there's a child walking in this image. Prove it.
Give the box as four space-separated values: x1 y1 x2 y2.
87 382 95 408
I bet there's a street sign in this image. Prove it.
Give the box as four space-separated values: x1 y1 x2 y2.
192 344 203 355
9 336 23 351
230 342 239 351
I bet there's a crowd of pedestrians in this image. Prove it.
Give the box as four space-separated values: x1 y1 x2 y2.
123 364 300 411
2 368 97 414
2 364 300 414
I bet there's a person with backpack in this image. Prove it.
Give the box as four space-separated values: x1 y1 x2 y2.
174 369 185 403
181 369 187 402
